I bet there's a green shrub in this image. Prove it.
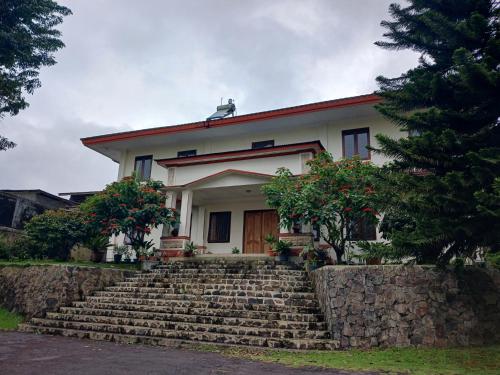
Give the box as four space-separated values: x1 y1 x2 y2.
0 235 33 260
24 209 86 261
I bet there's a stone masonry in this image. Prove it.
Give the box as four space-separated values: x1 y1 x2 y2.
0 266 135 319
311 265 500 349
19 258 335 349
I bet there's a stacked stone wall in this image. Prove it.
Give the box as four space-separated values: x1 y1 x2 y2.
311 265 500 348
0 265 134 318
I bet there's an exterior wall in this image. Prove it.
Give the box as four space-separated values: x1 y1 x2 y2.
202 199 270 253
120 112 401 183
311 265 500 349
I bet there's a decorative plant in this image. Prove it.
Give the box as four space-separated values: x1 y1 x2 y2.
275 240 292 256
231 247 240 254
263 153 383 263
183 241 197 257
82 235 111 263
300 245 319 271
24 209 87 261
81 176 178 258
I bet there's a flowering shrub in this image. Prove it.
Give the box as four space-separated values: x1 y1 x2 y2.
81 176 178 256
263 152 383 262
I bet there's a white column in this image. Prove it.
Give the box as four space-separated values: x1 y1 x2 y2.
194 206 206 246
179 190 193 237
165 190 178 209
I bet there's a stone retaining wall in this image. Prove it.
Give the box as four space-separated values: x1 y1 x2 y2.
0 265 135 318
311 265 500 349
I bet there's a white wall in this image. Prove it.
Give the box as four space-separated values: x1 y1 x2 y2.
202 199 269 254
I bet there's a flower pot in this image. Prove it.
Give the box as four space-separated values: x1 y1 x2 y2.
92 251 104 263
113 254 122 263
292 226 301 234
138 255 146 262
267 249 277 256
171 228 179 237
278 253 289 262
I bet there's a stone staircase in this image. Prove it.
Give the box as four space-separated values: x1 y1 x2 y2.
20 258 335 349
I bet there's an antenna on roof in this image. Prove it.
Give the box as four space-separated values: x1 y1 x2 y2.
207 98 236 121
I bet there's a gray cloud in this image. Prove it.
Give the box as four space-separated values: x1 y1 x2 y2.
0 0 418 195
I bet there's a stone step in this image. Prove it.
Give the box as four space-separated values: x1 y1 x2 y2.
103 286 316 299
127 273 308 282
82 296 321 314
68 302 323 322
42 314 330 339
55 308 327 330
151 269 306 277
114 281 313 293
19 324 337 350
90 291 319 308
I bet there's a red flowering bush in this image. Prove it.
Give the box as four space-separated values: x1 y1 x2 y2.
263 152 383 262
81 176 178 256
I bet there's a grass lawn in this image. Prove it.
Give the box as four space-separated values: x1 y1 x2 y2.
0 308 23 330
0 259 140 270
197 345 500 375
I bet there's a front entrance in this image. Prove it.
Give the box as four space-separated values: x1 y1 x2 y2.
243 210 279 254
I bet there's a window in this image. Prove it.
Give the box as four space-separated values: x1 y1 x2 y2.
342 128 370 159
208 212 231 243
347 217 377 241
177 149 197 158
252 140 274 149
134 155 152 180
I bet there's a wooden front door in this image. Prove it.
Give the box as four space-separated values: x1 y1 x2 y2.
243 210 279 254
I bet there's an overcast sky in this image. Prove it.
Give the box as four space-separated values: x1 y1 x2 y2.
0 0 418 196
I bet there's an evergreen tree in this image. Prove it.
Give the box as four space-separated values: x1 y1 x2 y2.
0 0 71 150
374 0 500 265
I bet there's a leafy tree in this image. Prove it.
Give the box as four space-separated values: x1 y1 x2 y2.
0 0 71 150
373 0 500 265
24 209 86 260
263 153 383 262
81 176 178 257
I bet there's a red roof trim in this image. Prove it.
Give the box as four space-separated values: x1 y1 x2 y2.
81 94 380 146
156 141 324 168
168 169 274 188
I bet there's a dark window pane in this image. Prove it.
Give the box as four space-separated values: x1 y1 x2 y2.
343 134 355 158
134 155 152 181
177 149 197 158
208 212 231 243
252 140 274 149
142 158 152 180
357 132 369 159
347 218 376 241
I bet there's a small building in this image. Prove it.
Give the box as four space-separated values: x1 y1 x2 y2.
0 190 75 231
81 94 404 260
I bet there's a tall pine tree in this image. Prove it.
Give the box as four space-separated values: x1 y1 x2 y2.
374 0 500 264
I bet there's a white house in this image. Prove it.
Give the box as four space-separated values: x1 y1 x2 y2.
82 93 402 259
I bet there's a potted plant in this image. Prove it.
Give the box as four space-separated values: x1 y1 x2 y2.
113 245 128 263
183 241 197 257
84 235 111 263
276 240 292 262
264 234 277 256
300 245 320 272
231 247 240 254
171 227 179 237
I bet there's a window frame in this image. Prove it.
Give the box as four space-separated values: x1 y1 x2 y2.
347 217 377 241
207 211 231 243
134 155 153 181
177 149 197 158
342 128 371 160
251 140 275 149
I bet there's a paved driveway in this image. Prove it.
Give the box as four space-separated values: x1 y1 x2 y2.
0 332 377 375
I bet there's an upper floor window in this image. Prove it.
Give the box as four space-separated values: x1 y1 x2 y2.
252 140 274 149
342 128 370 159
177 149 197 158
134 155 152 181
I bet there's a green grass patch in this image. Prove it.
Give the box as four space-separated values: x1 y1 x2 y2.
0 259 140 270
194 345 500 375
0 308 23 330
